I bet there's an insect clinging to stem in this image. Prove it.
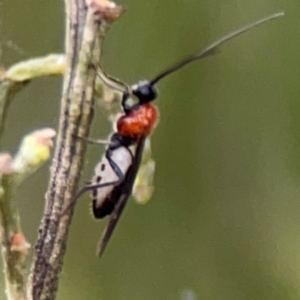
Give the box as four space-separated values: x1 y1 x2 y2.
68 12 284 257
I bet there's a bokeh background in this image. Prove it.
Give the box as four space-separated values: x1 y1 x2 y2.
0 0 299 299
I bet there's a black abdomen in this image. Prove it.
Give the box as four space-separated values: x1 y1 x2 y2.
92 198 115 219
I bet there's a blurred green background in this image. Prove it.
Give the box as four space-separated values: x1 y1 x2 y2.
0 0 299 299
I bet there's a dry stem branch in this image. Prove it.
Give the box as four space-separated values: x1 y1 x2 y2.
0 174 27 300
26 1 123 299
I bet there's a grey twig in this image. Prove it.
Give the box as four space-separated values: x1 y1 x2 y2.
0 129 55 300
0 54 64 139
0 173 28 300
26 0 124 299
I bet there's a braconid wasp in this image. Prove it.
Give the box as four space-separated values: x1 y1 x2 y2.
67 12 284 256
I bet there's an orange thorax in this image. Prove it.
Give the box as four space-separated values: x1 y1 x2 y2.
117 103 158 139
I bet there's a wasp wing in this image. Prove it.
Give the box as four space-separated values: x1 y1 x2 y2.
97 137 146 257
92 144 133 219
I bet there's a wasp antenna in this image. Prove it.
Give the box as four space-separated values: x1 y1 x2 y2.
96 64 131 93
149 12 284 86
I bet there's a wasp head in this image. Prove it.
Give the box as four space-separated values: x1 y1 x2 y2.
132 80 158 104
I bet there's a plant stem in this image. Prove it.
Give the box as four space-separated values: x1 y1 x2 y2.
26 1 124 299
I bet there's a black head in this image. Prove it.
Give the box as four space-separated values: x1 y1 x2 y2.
131 80 158 104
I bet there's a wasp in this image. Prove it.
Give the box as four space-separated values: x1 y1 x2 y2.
68 12 283 256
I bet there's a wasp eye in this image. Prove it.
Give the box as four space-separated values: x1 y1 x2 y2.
132 80 157 103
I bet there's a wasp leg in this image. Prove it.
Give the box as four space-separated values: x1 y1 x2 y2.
121 92 132 113
60 146 128 217
60 177 125 218
75 134 114 146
